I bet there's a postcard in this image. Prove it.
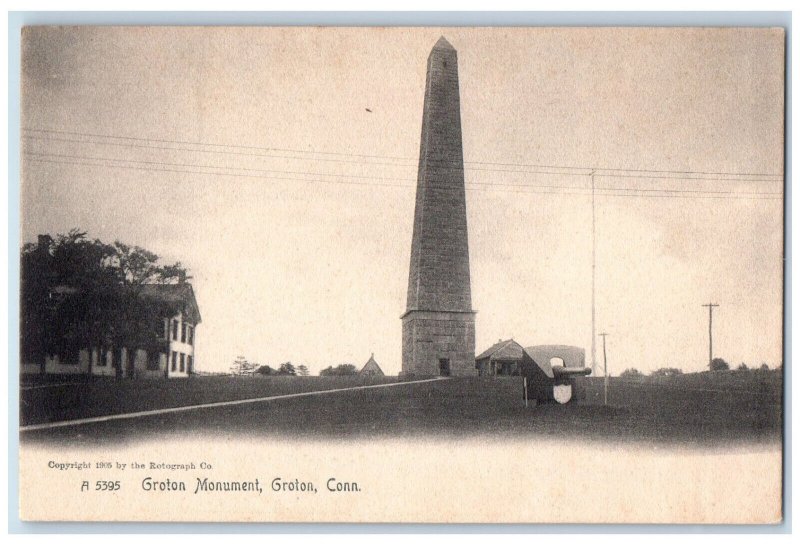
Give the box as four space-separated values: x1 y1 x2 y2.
18 25 784 523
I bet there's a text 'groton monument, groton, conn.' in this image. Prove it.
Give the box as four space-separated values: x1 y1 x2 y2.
401 37 476 377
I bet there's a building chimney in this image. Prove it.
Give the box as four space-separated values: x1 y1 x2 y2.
37 234 52 251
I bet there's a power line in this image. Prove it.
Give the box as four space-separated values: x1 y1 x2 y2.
22 134 412 169
23 135 785 186
24 152 782 196
22 126 414 162
596 172 782 184
22 127 784 182
23 155 784 201
470 159 782 178
24 151 417 183
24 157 410 189
22 134 602 180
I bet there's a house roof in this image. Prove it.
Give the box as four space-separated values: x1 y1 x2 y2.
524 345 585 369
476 339 525 361
140 283 202 324
359 354 384 375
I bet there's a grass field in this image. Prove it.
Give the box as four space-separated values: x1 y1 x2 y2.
20 369 782 448
20 374 399 427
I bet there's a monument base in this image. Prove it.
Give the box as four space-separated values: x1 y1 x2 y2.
401 310 476 377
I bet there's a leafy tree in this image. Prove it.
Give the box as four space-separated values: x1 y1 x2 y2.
709 358 729 371
737 362 749 371
759 363 770 371
256 365 275 376
319 364 358 376
619 368 643 379
278 362 296 376
22 231 116 374
21 229 192 378
296 364 310 377
651 367 683 377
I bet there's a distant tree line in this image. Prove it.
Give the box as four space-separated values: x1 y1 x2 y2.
21 229 190 378
650 367 683 377
257 362 310 376
230 357 310 377
618 358 776 378
320 364 358 376
229 360 361 377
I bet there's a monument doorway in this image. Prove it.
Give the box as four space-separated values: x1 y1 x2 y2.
439 358 451 377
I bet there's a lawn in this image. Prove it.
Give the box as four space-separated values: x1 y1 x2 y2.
20 374 398 427
20 369 782 448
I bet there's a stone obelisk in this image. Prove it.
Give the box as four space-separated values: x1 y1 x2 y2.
401 37 476 377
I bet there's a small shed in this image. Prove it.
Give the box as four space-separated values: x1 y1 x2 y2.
475 339 525 376
359 354 385 376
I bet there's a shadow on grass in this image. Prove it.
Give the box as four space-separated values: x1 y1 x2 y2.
19 374 782 451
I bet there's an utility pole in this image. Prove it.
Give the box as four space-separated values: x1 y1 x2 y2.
702 303 719 370
599 332 609 405
591 170 597 376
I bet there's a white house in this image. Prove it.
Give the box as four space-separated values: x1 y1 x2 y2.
21 283 201 379
144 283 201 378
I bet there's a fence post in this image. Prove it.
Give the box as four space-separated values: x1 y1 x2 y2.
523 377 528 408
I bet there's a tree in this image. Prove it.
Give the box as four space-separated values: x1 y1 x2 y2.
759 363 770 371
231 356 257 376
20 230 191 378
296 364 310 377
320 364 358 376
651 367 683 377
709 358 729 371
277 362 296 376
256 365 276 376
21 230 116 374
620 368 643 379
737 362 749 371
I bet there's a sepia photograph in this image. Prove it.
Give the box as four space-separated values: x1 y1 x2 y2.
15 23 785 524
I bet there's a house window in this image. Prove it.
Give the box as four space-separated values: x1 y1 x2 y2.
98 348 108 367
171 351 177 372
187 355 193 374
147 351 161 371
180 353 185 372
181 323 187 343
172 319 179 341
187 325 193 346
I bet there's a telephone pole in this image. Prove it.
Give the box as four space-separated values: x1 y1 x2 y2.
599 332 609 405
591 170 597 376
702 303 719 370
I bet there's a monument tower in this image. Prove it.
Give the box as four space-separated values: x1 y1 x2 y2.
401 37 476 377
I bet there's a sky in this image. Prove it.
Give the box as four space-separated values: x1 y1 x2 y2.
20 26 785 375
